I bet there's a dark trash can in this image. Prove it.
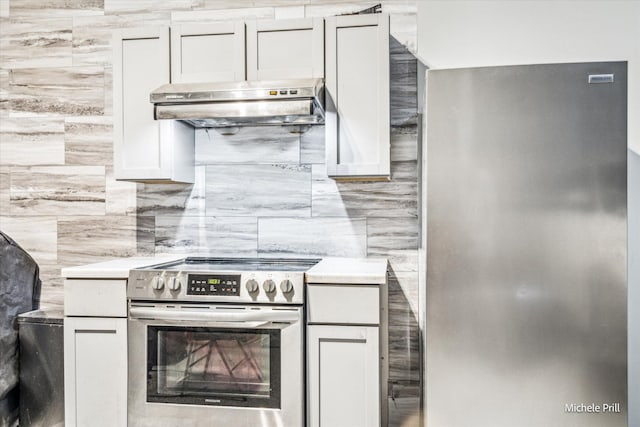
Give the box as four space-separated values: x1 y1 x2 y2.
17 310 64 427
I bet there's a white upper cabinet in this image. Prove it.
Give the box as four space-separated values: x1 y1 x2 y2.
325 14 390 180
171 22 246 83
113 27 194 183
246 18 324 80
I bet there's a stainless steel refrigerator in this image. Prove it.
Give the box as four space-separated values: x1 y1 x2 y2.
425 62 627 427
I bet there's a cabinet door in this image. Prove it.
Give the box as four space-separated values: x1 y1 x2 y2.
307 325 380 427
246 18 324 80
325 14 390 179
64 317 127 427
172 22 245 83
113 27 194 183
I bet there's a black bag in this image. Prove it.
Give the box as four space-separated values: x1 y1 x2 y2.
0 231 41 425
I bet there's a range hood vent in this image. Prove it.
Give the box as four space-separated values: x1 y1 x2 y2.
150 78 325 128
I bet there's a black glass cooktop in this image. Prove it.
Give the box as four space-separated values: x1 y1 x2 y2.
149 257 320 272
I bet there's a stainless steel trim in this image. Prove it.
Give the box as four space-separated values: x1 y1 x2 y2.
129 306 300 323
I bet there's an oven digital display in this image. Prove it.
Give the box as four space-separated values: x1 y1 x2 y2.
187 274 241 296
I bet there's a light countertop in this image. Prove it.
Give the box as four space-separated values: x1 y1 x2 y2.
61 256 389 284
61 255 183 279
305 257 388 285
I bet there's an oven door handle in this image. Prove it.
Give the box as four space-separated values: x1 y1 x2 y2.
129 306 300 324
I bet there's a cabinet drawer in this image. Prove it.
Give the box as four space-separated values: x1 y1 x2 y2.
64 279 127 317
307 284 380 325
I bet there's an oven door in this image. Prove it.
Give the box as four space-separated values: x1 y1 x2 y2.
128 303 304 427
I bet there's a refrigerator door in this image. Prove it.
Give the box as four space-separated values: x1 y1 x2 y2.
426 62 627 427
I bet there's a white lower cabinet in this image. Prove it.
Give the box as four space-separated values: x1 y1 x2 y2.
306 280 388 427
64 317 127 427
307 325 380 427
64 278 128 427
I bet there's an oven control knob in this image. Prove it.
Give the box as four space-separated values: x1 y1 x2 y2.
280 279 294 294
263 279 276 293
152 276 164 291
246 279 259 293
168 277 181 292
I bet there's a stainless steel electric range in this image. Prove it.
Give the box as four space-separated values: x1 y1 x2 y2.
127 257 319 427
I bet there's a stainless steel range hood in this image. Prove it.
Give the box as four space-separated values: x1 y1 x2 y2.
150 78 324 128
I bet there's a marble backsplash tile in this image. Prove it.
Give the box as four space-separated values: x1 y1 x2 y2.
0 18 72 69
368 248 418 273
388 396 421 427
71 13 172 67
37 263 64 309
390 38 418 127
300 125 325 164
367 216 419 252
388 266 421 386
258 217 367 258
9 0 104 17
171 6 274 23
105 166 137 215
71 15 115 67
9 165 105 215
57 215 154 265
0 69 8 116
136 165 205 216
389 311 419 378
0 167 9 214
201 0 307 9
103 65 112 115
206 164 311 217
9 66 104 116
388 292 420 381
0 216 58 264
104 0 199 15
391 125 418 162
155 216 258 256
312 161 418 217
64 115 112 165
390 269 419 319
0 116 65 165
195 127 300 165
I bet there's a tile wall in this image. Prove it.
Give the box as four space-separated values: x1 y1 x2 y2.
0 1 419 425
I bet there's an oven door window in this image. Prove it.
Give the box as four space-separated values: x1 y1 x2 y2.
147 326 281 408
